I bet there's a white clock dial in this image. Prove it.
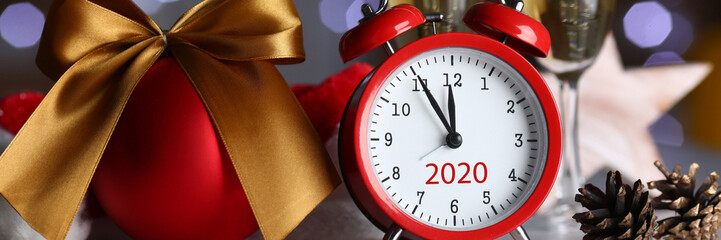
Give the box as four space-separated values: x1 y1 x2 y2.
367 47 548 231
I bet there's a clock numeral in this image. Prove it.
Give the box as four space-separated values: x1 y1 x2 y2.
441 163 456 184
417 191 425 205
426 162 487 185
392 166 401 180
425 163 439 184
450 199 459 213
385 132 393 146
473 162 488 183
392 103 410 116
515 133 523 147
457 162 472 184
506 100 515 113
483 191 491 204
443 73 462 87
509 168 517 182
412 78 427 92
481 77 489 90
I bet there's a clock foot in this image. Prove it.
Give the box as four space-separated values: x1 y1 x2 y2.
510 226 531 240
383 224 404 240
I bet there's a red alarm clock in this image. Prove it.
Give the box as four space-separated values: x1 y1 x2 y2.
338 1 561 239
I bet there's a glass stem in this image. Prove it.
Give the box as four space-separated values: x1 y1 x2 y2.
558 74 583 205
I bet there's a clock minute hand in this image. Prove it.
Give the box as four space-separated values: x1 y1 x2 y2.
417 75 453 134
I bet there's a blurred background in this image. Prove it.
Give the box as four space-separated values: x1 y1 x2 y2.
0 0 719 238
2 0 720 167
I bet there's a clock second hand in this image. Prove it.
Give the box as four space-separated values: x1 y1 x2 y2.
420 144 446 161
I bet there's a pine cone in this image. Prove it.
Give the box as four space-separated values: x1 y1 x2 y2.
574 171 657 240
648 160 721 239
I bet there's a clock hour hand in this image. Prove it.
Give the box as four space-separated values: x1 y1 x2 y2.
417 75 453 134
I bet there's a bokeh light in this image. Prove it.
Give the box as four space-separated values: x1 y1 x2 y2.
649 114 684 147
319 0 379 34
663 13 694 54
0 2 45 48
345 0 379 31
623 1 672 48
319 0 353 34
643 51 684 67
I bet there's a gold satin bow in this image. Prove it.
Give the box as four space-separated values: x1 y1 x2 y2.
0 0 340 239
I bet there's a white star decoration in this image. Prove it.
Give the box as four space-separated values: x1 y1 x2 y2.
542 34 711 182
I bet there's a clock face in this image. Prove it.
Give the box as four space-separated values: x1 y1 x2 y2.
365 47 549 231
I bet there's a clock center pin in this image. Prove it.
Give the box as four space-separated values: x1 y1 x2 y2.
446 132 463 149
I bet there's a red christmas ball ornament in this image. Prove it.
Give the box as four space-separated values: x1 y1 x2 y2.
92 57 258 239
0 91 44 134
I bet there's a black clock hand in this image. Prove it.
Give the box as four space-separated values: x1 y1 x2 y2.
417 75 453 134
446 84 462 149
448 85 456 132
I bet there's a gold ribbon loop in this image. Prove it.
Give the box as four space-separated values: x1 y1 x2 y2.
0 0 339 240
36 0 160 79
166 0 305 64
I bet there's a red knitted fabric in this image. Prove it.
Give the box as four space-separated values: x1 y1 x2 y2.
291 63 373 142
0 91 44 135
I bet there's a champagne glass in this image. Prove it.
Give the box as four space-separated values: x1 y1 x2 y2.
526 0 615 234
